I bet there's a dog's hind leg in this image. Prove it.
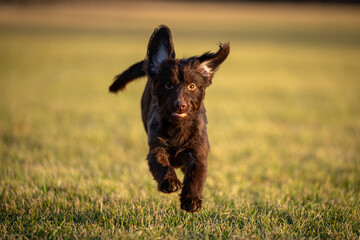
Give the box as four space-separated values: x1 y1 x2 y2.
147 146 182 194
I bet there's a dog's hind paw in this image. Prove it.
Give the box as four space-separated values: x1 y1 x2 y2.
158 177 182 193
180 196 202 213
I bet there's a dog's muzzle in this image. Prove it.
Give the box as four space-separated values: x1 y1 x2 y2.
172 112 187 118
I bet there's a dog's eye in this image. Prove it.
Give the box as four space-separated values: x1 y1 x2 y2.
165 82 174 89
188 83 196 91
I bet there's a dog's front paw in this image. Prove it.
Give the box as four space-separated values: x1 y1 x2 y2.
180 196 202 213
158 177 182 193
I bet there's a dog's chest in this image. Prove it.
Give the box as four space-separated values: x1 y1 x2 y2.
168 126 193 147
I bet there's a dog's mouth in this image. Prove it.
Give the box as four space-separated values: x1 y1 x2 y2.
172 112 188 118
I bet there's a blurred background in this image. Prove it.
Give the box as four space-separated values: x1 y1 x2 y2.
0 0 359 238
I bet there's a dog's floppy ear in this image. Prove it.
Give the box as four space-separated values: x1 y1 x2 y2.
197 42 230 85
147 25 175 77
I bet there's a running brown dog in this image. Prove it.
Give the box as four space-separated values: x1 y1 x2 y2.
109 25 230 212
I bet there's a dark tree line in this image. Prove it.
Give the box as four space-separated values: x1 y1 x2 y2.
0 0 359 4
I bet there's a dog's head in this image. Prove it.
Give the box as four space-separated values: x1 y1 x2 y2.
147 25 230 121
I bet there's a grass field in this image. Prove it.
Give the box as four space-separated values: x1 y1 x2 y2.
1 1 360 239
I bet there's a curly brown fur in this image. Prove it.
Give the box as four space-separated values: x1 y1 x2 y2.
110 25 229 213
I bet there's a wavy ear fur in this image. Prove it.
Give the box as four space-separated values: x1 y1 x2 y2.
109 60 146 93
147 25 176 77
197 42 230 85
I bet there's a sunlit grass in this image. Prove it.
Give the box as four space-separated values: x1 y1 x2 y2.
0 2 359 239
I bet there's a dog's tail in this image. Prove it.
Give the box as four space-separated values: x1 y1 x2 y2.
109 60 146 93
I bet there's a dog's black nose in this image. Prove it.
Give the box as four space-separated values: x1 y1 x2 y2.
174 99 187 111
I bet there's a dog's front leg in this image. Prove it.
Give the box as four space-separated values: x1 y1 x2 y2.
147 146 182 194
179 151 207 213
